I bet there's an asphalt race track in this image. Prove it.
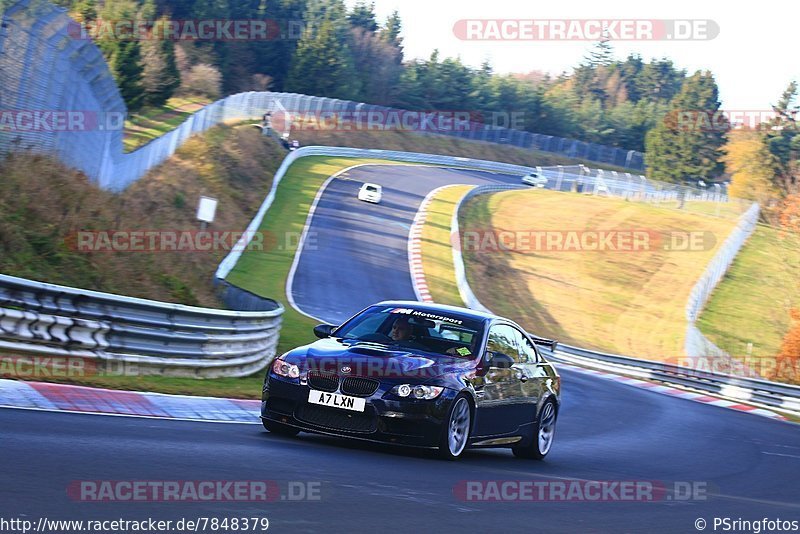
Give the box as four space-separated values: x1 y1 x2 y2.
290 165 522 323
2 372 799 532
1 164 798 533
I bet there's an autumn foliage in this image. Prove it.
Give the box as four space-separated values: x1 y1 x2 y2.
724 129 780 204
770 197 800 383
770 309 800 384
779 193 800 233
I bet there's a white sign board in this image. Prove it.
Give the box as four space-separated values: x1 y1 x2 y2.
196 196 218 224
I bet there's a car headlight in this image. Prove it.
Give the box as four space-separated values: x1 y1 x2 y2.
391 384 444 400
272 358 300 379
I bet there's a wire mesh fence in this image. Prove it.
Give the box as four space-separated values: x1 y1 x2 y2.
533 164 728 201
2 0 646 192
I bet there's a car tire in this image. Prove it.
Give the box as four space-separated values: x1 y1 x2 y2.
513 398 557 460
438 395 471 460
262 419 300 437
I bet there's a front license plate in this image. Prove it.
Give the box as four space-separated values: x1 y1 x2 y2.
308 390 366 412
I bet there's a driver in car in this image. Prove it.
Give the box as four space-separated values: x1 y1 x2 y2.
390 316 412 341
389 316 427 350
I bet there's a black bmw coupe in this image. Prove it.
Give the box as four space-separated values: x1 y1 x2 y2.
261 301 560 460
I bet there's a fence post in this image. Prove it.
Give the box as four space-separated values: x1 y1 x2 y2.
556 165 563 192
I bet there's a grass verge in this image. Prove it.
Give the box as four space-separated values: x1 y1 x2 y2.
0 125 284 307
419 185 474 306
697 224 800 363
458 189 739 361
124 96 210 152
225 156 420 356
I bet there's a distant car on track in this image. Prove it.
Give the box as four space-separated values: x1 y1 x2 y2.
261 301 561 460
357 183 382 203
521 172 548 188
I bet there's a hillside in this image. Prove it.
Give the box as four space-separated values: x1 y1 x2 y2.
0 125 285 307
698 224 800 371
458 189 740 361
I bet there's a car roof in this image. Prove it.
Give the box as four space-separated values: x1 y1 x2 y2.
362 183 381 188
374 300 499 322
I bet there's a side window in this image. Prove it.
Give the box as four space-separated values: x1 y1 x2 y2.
515 331 538 363
486 325 522 364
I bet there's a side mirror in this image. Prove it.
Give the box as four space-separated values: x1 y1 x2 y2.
313 324 335 339
487 351 514 369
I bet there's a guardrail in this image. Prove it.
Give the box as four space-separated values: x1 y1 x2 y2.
541 343 800 414
0 274 283 378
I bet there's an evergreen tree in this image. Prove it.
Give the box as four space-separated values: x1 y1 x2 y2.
469 60 494 112
764 82 800 192
349 27 402 104
618 54 644 103
141 16 181 106
380 10 403 46
637 59 684 103
347 1 378 32
645 71 726 182
572 36 614 106
286 18 360 100
97 0 145 111
65 0 702 153
303 0 348 28
236 0 307 92
379 10 403 64
584 33 614 67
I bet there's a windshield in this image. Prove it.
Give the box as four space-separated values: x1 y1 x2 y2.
334 306 485 359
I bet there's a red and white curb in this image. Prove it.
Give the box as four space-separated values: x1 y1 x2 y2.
408 185 461 303
0 369 789 424
0 379 260 423
558 363 789 421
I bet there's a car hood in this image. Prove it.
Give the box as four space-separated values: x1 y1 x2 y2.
283 338 476 381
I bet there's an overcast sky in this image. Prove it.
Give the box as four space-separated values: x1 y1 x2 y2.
345 0 799 111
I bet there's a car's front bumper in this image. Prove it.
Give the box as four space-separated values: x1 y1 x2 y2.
261 374 455 447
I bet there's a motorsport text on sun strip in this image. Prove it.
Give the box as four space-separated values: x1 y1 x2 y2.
387 308 464 325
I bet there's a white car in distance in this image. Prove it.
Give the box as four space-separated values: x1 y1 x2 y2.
521 172 548 188
358 183 383 203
